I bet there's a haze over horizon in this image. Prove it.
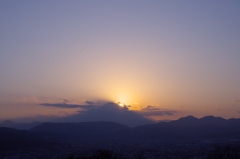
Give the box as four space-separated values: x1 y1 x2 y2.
1 1 240 123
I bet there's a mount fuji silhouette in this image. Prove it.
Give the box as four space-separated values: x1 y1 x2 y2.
57 102 153 127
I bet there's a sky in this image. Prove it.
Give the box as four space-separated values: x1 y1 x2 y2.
0 0 240 122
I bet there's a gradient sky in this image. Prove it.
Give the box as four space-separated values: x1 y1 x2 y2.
1 0 240 121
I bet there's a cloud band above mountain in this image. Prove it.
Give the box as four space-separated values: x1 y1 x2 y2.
40 103 97 109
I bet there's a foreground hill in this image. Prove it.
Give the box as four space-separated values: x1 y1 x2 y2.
0 127 50 150
30 121 129 137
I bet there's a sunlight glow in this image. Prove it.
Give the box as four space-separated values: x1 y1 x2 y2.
118 103 125 107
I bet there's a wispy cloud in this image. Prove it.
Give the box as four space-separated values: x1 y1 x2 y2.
234 100 240 103
40 103 97 109
138 110 177 116
85 101 96 105
136 105 177 116
142 105 160 111
63 98 70 103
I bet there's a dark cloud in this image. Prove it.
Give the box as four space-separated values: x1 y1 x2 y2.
234 100 240 103
63 98 70 103
142 105 160 111
40 103 97 109
137 105 177 116
85 101 95 105
137 110 177 116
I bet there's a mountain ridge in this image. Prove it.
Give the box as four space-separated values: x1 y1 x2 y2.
0 120 42 130
1 115 240 152
56 102 153 127
30 121 130 137
28 115 240 139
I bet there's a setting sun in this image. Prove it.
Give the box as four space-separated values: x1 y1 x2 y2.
118 103 125 107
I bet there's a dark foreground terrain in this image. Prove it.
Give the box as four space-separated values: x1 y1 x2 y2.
1 116 240 159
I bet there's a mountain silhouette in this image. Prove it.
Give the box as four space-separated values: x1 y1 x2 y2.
0 120 42 130
0 127 49 150
170 115 199 127
30 115 240 140
30 121 129 137
57 102 153 127
162 115 240 128
132 115 240 139
0 120 15 126
1 115 240 158
1 115 240 151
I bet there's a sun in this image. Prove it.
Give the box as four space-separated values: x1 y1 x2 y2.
115 94 131 106
117 102 125 107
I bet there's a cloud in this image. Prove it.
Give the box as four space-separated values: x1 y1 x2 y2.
137 110 177 116
40 103 97 109
142 105 160 111
85 101 96 105
63 98 70 103
234 100 240 103
137 105 177 116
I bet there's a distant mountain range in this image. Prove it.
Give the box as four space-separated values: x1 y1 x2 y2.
168 115 240 127
29 115 240 139
131 115 240 139
1 102 240 141
0 120 42 130
1 115 240 152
